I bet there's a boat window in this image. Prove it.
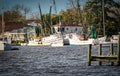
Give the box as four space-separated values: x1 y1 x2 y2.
58 27 60 32
66 28 69 30
53 28 55 33
75 28 77 31
62 27 64 32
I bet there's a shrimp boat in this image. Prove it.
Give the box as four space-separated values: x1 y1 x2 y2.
38 0 64 47
65 33 94 45
41 33 63 46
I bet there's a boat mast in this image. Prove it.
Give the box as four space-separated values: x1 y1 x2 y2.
77 0 82 24
38 3 45 36
49 1 53 34
50 0 58 34
102 0 105 36
1 7 5 43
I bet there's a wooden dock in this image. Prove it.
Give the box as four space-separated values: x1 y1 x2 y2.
88 35 120 66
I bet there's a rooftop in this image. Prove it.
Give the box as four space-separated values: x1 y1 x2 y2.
53 22 82 27
0 21 24 33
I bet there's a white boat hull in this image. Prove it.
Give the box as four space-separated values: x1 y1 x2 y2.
67 33 94 45
0 41 4 51
42 33 64 46
51 39 63 47
69 38 94 45
0 41 12 51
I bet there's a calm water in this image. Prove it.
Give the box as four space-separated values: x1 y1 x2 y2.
0 45 120 76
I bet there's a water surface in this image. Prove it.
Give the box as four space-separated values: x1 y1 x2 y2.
0 45 120 76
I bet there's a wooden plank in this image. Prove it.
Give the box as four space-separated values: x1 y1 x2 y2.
92 55 117 58
91 59 118 62
91 56 117 62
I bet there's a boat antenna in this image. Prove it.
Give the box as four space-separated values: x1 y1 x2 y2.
38 3 45 36
53 0 57 14
49 0 53 34
102 0 105 36
1 7 5 43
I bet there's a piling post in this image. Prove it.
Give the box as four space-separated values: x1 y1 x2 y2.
110 43 114 65
117 35 120 66
98 44 102 65
88 44 91 66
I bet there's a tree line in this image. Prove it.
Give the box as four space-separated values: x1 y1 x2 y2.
41 0 120 36
0 4 30 23
58 0 120 36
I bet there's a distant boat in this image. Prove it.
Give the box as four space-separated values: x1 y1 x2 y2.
41 33 63 46
66 33 94 45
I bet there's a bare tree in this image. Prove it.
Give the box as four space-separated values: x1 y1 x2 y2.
12 4 30 20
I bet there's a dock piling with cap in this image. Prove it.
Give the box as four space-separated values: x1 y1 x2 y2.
88 35 120 66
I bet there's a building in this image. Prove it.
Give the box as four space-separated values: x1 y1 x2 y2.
53 23 83 34
0 19 41 41
0 21 25 42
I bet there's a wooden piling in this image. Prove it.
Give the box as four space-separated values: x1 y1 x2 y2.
88 44 91 66
117 35 120 65
98 44 102 65
110 43 114 65
88 35 120 66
